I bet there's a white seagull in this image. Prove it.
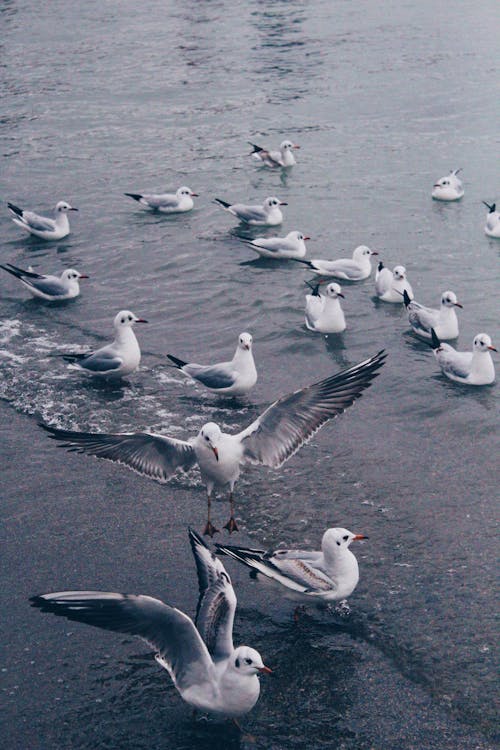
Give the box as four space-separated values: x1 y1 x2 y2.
0 263 88 301
214 197 287 226
61 310 147 379
404 289 462 340
124 186 198 213
375 262 413 303
431 330 496 385
217 527 367 607
167 332 257 397
30 528 272 725
292 246 378 281
431 169 464 201
42 350 386 536
305 282 346 334
8 200 78 240
240 231 309 259
483 201 500 238
248 139 300 168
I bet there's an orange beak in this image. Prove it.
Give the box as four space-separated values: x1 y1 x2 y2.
258 665 273 674
352 534 369 541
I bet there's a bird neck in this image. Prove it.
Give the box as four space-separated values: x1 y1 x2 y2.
114 326 138 347
232 346 254 370
54 213 70 230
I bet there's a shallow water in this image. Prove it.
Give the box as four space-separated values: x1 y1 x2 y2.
1 1 499 748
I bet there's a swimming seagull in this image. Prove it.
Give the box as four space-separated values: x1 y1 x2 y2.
124 186 198 213
483 201 500 238
8 200 78 240
375 262 413 303
291 246 378 281
167 332 257 396
61 310 147 379
214 197 287 226
0 263 88 301
430 329 496 385
239 231 310 259
404 289 462 340
248 139 300 168
41 350 386 536
431 169 464 201
30 528 271 725
216 527 367 608
305 282 346 334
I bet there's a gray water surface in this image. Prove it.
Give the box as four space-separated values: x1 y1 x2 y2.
1 1 499 748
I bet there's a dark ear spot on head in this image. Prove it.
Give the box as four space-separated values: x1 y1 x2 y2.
235 658 240 668
337 541 341 546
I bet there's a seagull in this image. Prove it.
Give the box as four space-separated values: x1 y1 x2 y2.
214 197 287 226
375 262 413 303
0 263 88 301
483 201 500 238
30 528 272 724
431 169 464 201
124 186 198 213
216 527 367 607
8 200 78 240
291 246 378 281
404 289 462 340
61 310 147 379
240 231 309 259
305 282 346 334
167 332 257 396
41 350 386 536
248 139 300 168
430 329 496 385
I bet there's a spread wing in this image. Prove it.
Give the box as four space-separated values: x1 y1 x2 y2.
30 591 214 692
189 529 236 660
40 423 197 482
237 350 386 468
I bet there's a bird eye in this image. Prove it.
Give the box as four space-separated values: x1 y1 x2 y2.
235 658 240 668
128 315 132 321
245 658 252 665
336 541 341 546
121 318 125 323
343 535 349 541
205 435 210 442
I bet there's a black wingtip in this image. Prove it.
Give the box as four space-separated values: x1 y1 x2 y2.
377 261 384 272
214 198 231 209
124 193 143 202
403 289 412 308
430 328 441 349
166 353 188 369
247 141 264 153
7 202 23 216
482 200 495 213
188 526 208 550
290 258 313 267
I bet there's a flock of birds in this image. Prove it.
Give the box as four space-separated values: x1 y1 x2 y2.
3 138 497 727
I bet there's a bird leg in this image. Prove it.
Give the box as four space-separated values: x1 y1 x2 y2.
223 492 239 533
203 494 219 537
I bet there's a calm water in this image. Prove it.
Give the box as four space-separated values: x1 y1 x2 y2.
1 1 499 748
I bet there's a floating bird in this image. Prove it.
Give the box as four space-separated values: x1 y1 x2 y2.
30 528 271 724
375 262 413 303
248 139 300 168
430 329 496 385
305 282 346 334
61 310 147 379
167 332 257 396
125 186 198 213
42 351 386 536
240 231 309 259
217 527 367 607
291 246 378 281
214 197 287 226
431 169 464 201
483 201 500 238
404 289 462 340
8 200 78 240
0 263 88 301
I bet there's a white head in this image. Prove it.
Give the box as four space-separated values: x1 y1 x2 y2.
287 231 310 242
440 291 462 309
264 196 287 212
322 527 368 553
232 646 272 676
325 283 344 299
280 140 300 152
199 422 222 460
238 332 253 351
393 265 407 281
61 269 88 282
55 201 78 213
113 310 148 329
176 186 198 198
353 245 377 260
472 333 497 353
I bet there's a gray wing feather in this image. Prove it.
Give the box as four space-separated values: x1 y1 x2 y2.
238 350 386 468
185 364 235 390
30 591 213 692
29 277 67 296
143 194 178 209
41 424 197 482
23 211 56 231
232 205 267 222
439 351 472 379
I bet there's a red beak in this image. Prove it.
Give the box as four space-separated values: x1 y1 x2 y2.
337 292 345 298
212 446 219 461
303 236 311 241
190 192 199 197
487 345 497 352
79 274 89 279
135 318 148 323
293 145 300 149
454 302 463 308
279 202 288 206
352 534 369 541
258 665 273 674
371 251 379 255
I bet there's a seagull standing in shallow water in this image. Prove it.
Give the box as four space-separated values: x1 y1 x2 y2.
0 263 88 301
124 186 198 213
42 351 386 536
8 200 78 240
167 332 257 397
214 196 287 226
430 330 496 385
30 528 272 725
248 139 300 168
